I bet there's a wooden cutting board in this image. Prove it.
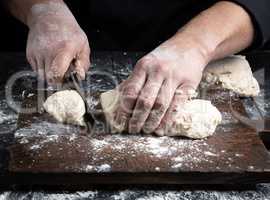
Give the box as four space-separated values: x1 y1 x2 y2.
4 52 270 187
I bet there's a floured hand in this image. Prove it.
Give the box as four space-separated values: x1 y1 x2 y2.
26 1 90 84
115 37 209 134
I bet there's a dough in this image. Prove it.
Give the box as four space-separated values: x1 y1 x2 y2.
43 90 86 126
201 55 260 97
100 90 222 139
100 89 127 133
155 99 222 139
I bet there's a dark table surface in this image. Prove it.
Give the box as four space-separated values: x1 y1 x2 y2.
0 52 269 199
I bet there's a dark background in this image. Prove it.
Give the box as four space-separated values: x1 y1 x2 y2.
2 0 269 53
0 0 210 52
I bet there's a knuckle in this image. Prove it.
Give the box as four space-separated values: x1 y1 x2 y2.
60 40 74 50
154 63 168 75
139 97 153 110
138 57 150 67
122 84 140 98
154 100 166 114
136 56 154 70
143 118 159 133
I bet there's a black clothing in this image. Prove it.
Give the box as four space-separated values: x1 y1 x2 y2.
231 0 270 49
65 0 270 51
0 0 270 51
66 0 214 51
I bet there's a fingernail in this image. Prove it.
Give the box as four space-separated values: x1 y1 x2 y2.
128 122 139 134
142 124 153 134
114 113 128 132
155 129 165 136
128 125 137 134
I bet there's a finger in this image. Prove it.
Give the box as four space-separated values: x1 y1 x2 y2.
114 62 147 128
46 50 74 84
26 48 37 71
128 74 164 133
35 55 46 82
74 43 91 80
142 79 178 134
27 55 37 72
155 84 197 136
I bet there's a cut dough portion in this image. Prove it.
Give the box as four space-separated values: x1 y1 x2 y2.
100 90 222 139
155 99 222 139
43 90 86 126
201 55 260 97
100 89 127 133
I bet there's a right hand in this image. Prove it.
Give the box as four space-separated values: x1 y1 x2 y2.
26 2 90 84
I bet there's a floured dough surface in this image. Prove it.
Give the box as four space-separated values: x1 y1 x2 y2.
100 90 222 139
43 90 86 126
155 99 222 139
100 89 127 133
201 55 260 96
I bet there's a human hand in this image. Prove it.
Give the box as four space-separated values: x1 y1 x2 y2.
115 38 209 134
26 2 90 84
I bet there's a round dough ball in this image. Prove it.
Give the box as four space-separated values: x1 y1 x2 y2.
155 99 222 139
43 90 86 126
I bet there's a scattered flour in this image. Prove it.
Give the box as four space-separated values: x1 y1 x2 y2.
1 186 270 200
15 121 79 138
204 151 218 157
84 164 111 173
0 110 17 124
96 164 111 172
172 163 183 169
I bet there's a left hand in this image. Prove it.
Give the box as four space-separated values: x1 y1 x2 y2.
115 38 209 134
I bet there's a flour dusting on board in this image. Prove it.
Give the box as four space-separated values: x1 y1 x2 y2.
14 122 246 173
14 121 79 150
15 121 79 138
0 98 18 133
0 110 16 124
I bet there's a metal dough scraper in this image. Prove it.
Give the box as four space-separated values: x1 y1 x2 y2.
66 71 95 133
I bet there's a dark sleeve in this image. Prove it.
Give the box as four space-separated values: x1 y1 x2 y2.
225 0 270 49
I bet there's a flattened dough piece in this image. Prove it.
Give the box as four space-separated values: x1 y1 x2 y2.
201 55 260 96
100 90 222 139
43 90 86 126
155 99 222 139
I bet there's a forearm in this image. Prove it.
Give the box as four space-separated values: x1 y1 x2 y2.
171 1 254 63
5 0 65 25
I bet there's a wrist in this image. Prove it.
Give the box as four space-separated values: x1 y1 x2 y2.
26 0 67 27
174 31 217 65
160 33 213 71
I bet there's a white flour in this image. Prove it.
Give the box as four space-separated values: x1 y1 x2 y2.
0 110 17 124
84 164 111 173
1 184 270 200
0 98 18 134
